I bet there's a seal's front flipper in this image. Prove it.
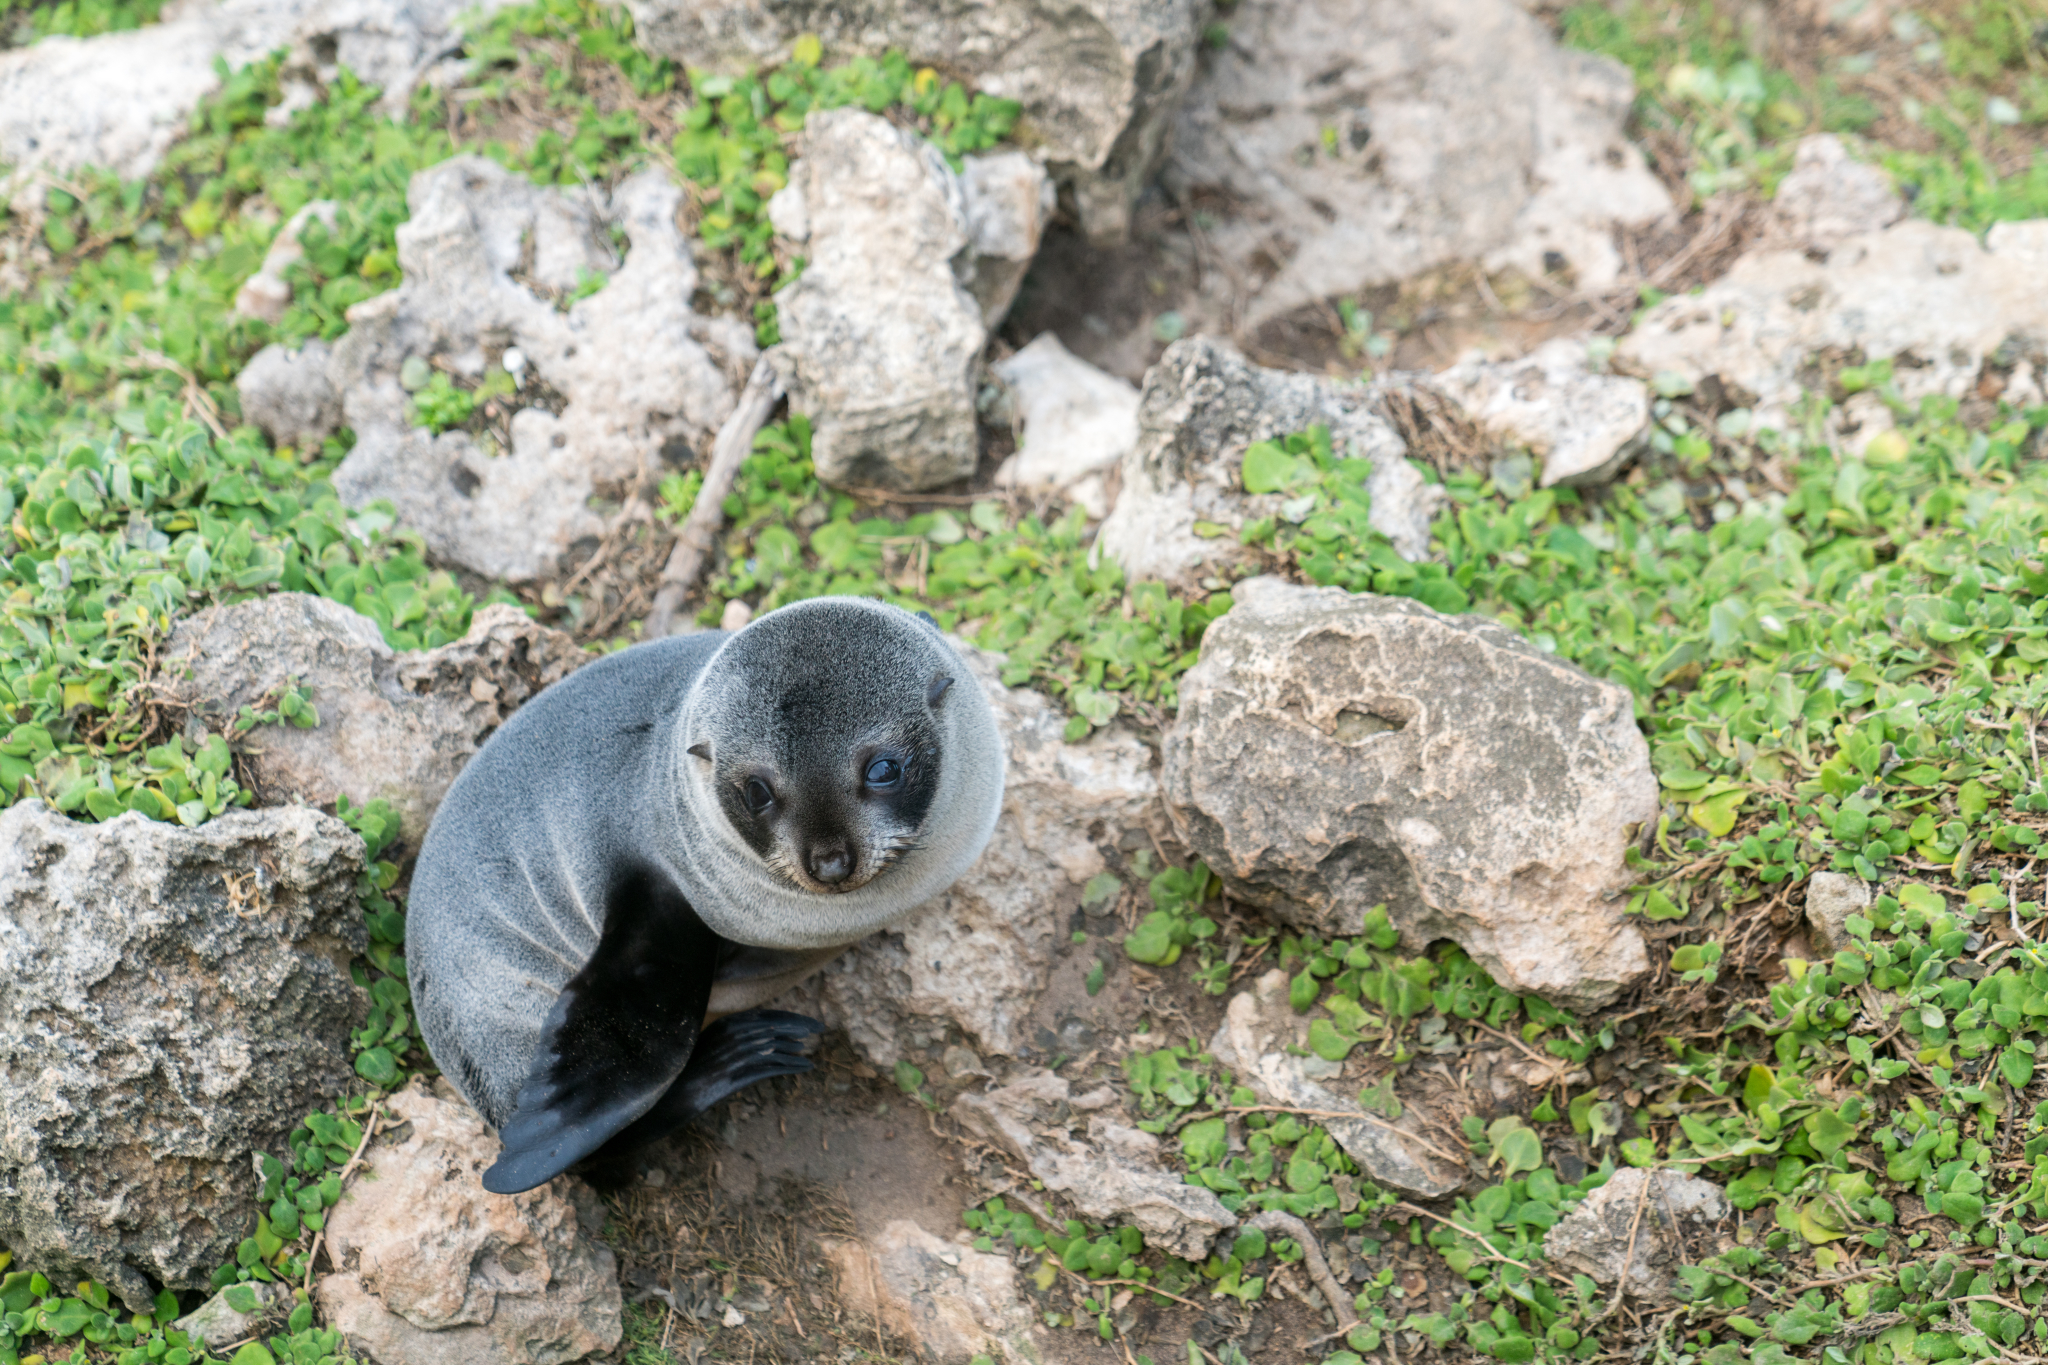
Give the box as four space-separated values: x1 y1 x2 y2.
482 869 719 1195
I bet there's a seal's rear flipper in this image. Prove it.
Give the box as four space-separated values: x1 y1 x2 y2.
676 1009 824 1115
481 870 720 1195
587 1009 824 1165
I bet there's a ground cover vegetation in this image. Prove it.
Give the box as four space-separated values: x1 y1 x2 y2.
5 0 2048 1361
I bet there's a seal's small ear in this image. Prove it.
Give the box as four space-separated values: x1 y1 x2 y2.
926 676 954 706
688 742 711 760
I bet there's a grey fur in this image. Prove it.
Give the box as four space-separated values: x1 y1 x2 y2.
407 597 1005 1129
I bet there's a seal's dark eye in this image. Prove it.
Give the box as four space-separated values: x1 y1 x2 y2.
864 757 902 788
741 777 775 814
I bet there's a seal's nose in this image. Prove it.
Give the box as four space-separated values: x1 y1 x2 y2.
808 843 853 885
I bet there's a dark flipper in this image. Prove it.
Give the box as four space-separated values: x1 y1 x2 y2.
587 1008 825 1164
482 868 720 1195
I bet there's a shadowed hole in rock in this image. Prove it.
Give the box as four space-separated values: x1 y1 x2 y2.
449 464 481 497
1331 705 1403 741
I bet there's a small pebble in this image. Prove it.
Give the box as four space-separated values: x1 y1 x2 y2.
721 1304 745 1328
720 600 753 631
501 346 526 379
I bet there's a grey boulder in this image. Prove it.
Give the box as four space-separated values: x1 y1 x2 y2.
1163 577 1656 1008
1431 339 1650 489
625 0 1198 244
155 595 587 843
0 802 367 1310
1095 337 1438 592
770 109 990 492
323 157 751 581
1543 1168 1731 1301
1167 0 1672 329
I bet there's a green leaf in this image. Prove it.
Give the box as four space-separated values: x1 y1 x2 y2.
1306 1018 1356 1062
229 1344 279 1365
222 1284 261 1315
1494 1125 1543 1179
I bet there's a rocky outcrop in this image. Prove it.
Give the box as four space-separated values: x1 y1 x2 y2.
315 1082 622 1365
1207 970 1467 1199
826 1221 1040 1365
1543 1169 1732 1301
0 803 367 1311
626 0 1199 244
1167 0 1672 328
770 109 988 492
235 336 341 452
1763 134 1904 253
0 0 508 195
321 157 752 581
991 331 1139 517
798 642 1157 1060
1163 577 1656 1008
1618 218 2048 428
1095 337 1437 591
952 1072 1234 1260
957 151 1056 327
1431 339 1650 488
155 595 586 843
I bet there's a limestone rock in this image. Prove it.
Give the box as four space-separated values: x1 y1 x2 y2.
1765 134 1904 252
1618 218 2048 429
991 331 1139 517
235 337 341 451
1432 339 1650 488
235 200 340 325
957 150 1055 327
1163 577 1656 1007
798 642 1156 1060
1096 337 1437 591
1805 872 1873 958
773 109 986 492
1167 0 1672 328
156 596 585 844
1543 1169 1731 1302
951 1072 1234 1260
625 0 1199 244
0 0 510 194
825 1220 1040 1365
0 803 367 1310
324 157 749 581
1207 970 1466 1199
173 1282 289 1350
315 1083 621 1365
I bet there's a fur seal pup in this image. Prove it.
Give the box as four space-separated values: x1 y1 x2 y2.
407 597 1005 1193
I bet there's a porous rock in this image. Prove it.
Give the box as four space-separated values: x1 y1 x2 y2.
323 156 751 581
990 331 1139 517
625 0 1199 244
957 150 1055 327
1618 218 2048 428
1167 0 1672 328
0 802 367 1310
314 1082 622 1365
797 642 1156 1059
0 0 509 194
235 336 341 452
825 1220 1040 1365
770 109 986 492
1207 970 1467 1199
1765 134 1904 252
951 1072 1234 1260
1543 1168 1731 1302
1431 338 1650 488
155 594 586 843
1095 337 1437 591
1804 872 1873 958
173 1282 289 1350
1164 577 1656 1007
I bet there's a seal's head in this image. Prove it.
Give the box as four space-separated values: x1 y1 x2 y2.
683 598 971 896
